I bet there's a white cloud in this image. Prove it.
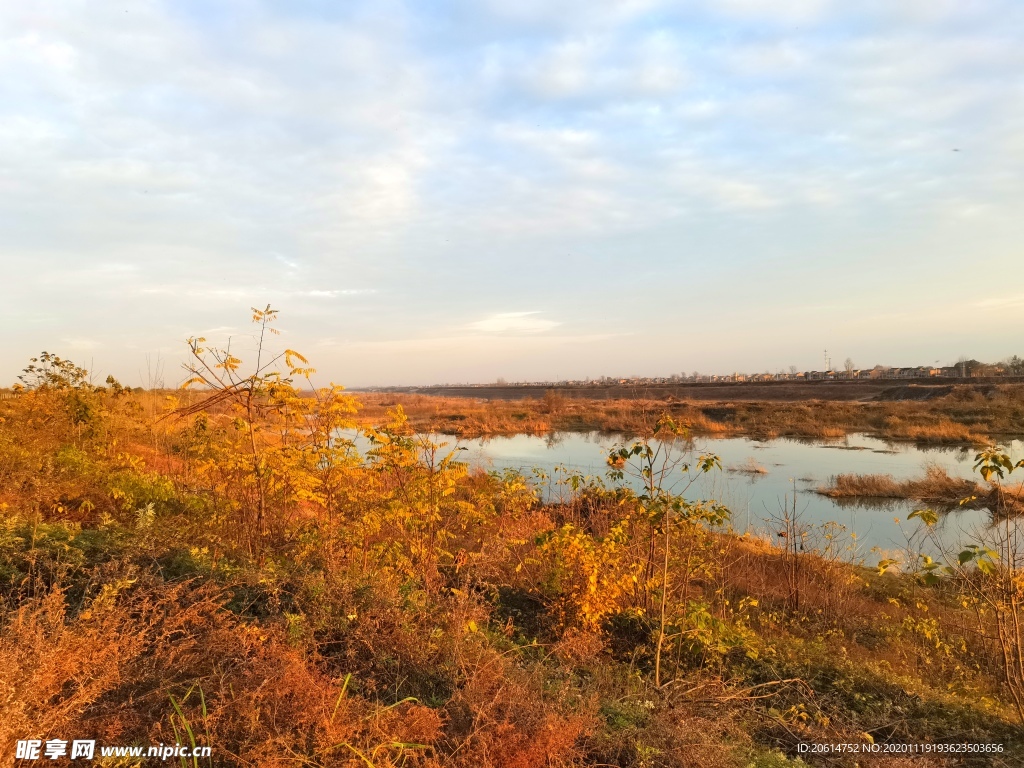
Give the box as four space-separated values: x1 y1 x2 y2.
468 0 669 30
467 312 560 334
2 0 1023 384
712 0 832 23
975 294 1024 309
318 331 617 353
297 289 377 298
61 337 101 350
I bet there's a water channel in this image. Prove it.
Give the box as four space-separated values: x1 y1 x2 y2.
442 432 1024 567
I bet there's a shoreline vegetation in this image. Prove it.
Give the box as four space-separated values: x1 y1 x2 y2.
816 466 1024 517
3 334 1024 767
352 384 1024 445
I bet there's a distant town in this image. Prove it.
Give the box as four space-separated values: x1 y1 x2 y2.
367 356 1024 390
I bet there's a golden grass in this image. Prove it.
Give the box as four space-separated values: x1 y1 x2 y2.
353 385 1023 444
354 393 740 438
727 457 769 475
818 465 981 502
883 419 982 444
3 382 1024 766
817 466 1024 516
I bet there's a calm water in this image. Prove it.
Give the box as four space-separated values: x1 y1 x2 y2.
439 432 1024 567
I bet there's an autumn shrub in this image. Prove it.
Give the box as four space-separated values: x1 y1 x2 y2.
5 331 1024 767
0 575 450 768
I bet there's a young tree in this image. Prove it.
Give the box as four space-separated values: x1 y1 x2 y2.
605 417 723 687
17 352 90 391
174 305 356 560
907 448 1024 722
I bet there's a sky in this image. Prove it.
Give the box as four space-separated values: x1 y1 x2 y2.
2 0 1023 387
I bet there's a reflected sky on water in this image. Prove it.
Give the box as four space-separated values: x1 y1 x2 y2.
449 433 1024 567
345 428 1022 567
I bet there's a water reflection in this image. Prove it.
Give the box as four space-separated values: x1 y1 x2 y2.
450 432 1022 566
343 429 1022 567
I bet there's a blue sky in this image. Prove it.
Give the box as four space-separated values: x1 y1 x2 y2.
2 0 1022 386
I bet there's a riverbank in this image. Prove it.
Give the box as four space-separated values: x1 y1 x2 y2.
363 377 1024 403
353 384 1024 444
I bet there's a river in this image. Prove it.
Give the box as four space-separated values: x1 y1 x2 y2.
441 432 1024 567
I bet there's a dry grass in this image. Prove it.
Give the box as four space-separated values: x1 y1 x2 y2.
818 465 982 503
728 457 769 475
354 393 737 439
3 382 1024 767
881 418 981 444
0 579 435 766
817 466 1024 516
353 385 1024 444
